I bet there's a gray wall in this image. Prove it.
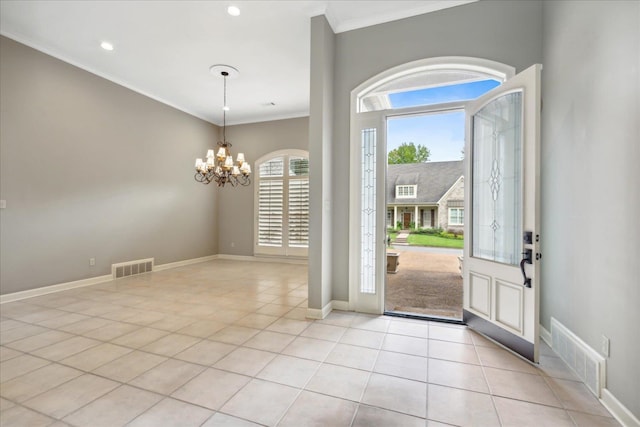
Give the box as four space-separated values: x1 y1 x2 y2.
541 1 640 416
330 0 544 301
216 117 309 256
0 36 219 294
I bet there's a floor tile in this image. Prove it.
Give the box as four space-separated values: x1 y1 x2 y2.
339 328 385 349
325 343 379 371
214 347 276 376
243 330 296 353
201 412 262 426
374 350 428 382
92 350 167 382
429 323 473 344
176 319 227 338
31 336 102 361
427 383 500 426
209 326 261 345
139 333 201 357
0 404 56 427
568 410 622 426
305 363 370 402
493 395 574 427
255 303 292 317
234 313 279 329
350 315 390 332
171 367 250 410
266 318 311 335
0 354 50 383
476 345 539 374
36 313 90 329
0 346 22 362
111 326 170 348
352 404 425 427
427 358 490 393
129 358 205 394
58 316 115 335
22 373 119 419
59 342 132 371
0 324 49 345
256 354 320 387
538 355 580 380
149 314 197 332
428 339 479 364
361 373 427 418
127 397 213 427
6 331 73 353
82 321 140 341
220 379 300 426
484 366 562 407
62 384 162 427
1 363 82 402
278 390 357 427
174 339 237 366
0 397 15 410
544 376 612 417
301 323 347 342
282 336 336 361
382 333 428 357
387 320 429 339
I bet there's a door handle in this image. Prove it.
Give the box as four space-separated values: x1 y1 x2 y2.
520 249 532 288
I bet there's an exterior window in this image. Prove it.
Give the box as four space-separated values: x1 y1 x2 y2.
396 185 416 198
255 151 309 257
449 208 464 226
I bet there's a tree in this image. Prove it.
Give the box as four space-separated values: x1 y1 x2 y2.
388 142 430 164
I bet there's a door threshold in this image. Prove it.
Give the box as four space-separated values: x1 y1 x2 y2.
384 310 464 325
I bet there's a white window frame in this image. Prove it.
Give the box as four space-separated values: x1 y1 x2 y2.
448 207 465 226
396 185 417 198
254 149 309 258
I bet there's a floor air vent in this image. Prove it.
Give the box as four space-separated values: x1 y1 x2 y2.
551 317 605 397
112 258 154 279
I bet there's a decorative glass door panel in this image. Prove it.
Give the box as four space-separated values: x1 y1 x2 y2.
361 128 377 294
472 92 522 265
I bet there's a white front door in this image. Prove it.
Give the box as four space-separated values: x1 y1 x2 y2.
463 64 542 362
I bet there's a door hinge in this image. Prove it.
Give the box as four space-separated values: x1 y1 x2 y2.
536 252 542 261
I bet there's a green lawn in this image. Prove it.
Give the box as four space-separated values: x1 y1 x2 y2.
388 232 463 249
408 234 463 249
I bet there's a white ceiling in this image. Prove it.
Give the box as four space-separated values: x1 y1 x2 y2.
0 1 474 125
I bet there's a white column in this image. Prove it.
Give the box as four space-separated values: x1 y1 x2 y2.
393 206 398 229
414 206 419 229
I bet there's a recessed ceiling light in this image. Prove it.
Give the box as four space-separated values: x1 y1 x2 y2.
227 6 240 16
100 41 114 51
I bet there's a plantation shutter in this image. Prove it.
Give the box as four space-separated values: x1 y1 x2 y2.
258 157 284 248
255 152 309 256
288 178 309 247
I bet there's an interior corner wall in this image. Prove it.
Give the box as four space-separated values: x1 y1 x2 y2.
330 0 543 301
541 1 640 417
215 117 309 256
0 36 219 294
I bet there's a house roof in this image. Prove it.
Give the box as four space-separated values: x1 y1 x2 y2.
387 161 463 204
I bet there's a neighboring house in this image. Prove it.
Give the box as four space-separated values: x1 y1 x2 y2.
386 161 464 231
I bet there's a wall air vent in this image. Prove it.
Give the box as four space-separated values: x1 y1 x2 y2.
551 317 606 397
111 258 154 279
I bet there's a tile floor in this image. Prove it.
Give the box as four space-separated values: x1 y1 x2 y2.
0 260 619 426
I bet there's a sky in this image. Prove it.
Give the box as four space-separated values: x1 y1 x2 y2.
386 79 500 162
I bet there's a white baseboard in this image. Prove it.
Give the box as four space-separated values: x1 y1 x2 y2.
331 300 350 311
0 274 113 304
601 388 640 427
539 324 552 347
153 255 218 271
217 254 307 265
306 300 350 319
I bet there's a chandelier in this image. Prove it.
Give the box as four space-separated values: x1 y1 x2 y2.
194 65 251 187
